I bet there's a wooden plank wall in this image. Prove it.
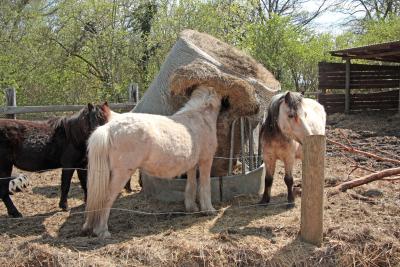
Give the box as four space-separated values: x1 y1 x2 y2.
318 90 399 114
318 62 400 113
319 62 400 90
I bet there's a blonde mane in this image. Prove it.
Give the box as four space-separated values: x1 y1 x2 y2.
176 86 221 114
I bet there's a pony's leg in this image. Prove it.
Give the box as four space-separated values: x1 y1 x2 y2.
0 162 21 217
93 168 132 238
198 159 215 214
283 157 295 209
184 167 199 212
76 169 87 202
2 195 22 218
59 169 75 211
259 155 276 205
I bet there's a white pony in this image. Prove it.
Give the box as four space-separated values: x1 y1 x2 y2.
83 86 221 238
259 91 326 207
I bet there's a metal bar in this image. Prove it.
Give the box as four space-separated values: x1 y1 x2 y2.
240 117 245 175
228 119 237 176
248 118 254 171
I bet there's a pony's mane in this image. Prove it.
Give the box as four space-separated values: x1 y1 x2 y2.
48 105 108 149
176 86 220 114
260 92 303 139
47 107 86 129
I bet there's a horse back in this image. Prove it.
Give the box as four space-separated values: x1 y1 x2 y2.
0 118 66 171
107 113 213 178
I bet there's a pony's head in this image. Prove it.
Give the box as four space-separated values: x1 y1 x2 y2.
178 85 222 113
63 102 111 148
277 92 312 144
88 102 112 130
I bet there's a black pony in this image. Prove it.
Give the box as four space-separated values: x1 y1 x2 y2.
0 103 111 217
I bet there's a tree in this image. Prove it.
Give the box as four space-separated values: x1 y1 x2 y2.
252 0 337 26
340 0 400 21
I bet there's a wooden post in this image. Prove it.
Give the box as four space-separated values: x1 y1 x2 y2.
5 87 16 119
345 58 351 114
300 135 325 246
128 83 139 103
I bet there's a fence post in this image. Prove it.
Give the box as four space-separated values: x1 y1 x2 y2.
300 135 325 246
128 83 139 103
345 58 351 114
5 87 17 119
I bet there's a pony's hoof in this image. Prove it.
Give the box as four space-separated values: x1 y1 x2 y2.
286 202 295 209
10 211 22 218
59 203 69 211
201 207 217 216
185 204 199 213
97 230 111 239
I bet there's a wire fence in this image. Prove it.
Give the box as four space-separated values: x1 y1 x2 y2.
0 154 265 181
0 201 294 222
1 193 399 223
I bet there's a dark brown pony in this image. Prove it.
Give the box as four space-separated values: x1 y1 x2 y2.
0 103 111 217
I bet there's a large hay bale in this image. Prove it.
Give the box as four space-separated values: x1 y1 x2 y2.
133 29 280 176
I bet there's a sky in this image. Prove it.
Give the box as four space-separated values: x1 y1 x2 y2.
302 0 365 35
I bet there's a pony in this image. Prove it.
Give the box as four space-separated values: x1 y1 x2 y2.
0 103 111 217
259 91 326 207
83 85 222 238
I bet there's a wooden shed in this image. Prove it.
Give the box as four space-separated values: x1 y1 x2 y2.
318 40 400 114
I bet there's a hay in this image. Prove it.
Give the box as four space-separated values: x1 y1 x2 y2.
170 29 280 116
168 30 280 176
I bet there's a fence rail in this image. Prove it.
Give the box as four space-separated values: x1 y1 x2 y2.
1 103 135 115
318 62 400 90
317 89 400 114
1 84 139 118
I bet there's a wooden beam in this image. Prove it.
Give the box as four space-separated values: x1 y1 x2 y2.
0 103 135 115
301 135 326 246
5 87 16 119
345 58 351 113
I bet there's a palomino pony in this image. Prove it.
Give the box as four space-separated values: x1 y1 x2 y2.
259 91 326 207
83 86 222 238
0 103 111 217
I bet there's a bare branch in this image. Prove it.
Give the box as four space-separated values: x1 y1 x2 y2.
335 167 400 191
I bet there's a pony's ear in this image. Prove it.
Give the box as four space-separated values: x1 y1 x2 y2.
88 103 94 111
284 91 292 104
100 101 110 112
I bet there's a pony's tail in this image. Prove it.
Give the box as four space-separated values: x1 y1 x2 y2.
84 125 111 231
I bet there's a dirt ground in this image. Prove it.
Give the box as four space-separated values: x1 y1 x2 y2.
0 112 399 267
